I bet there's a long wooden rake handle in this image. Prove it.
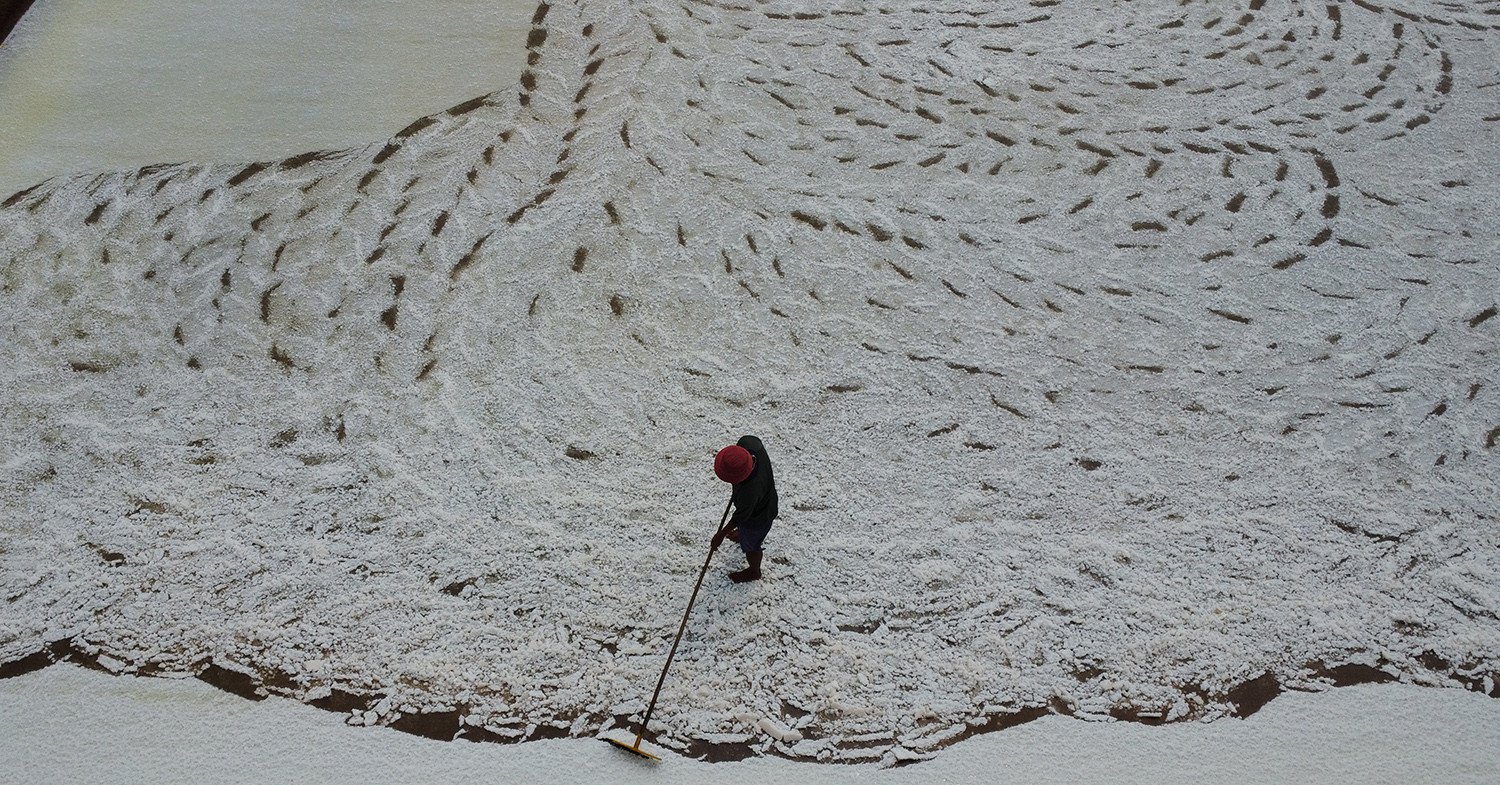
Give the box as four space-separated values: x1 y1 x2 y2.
630 497 736 750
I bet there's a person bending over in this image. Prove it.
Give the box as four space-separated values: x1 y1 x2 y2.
710 435 779 583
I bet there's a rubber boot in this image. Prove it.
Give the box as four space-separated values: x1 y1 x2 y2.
730 551 763 583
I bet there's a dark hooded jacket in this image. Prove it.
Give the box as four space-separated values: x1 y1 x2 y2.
730 435 778 529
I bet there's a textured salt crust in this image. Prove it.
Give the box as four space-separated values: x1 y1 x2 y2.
1 0 1498 766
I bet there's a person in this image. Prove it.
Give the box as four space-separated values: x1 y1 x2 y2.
709 435 779 583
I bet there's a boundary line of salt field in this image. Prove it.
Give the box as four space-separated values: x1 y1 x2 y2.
0 0 38 45
2 663 1498 785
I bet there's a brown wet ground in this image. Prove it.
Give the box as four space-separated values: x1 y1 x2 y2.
4 637 1497 764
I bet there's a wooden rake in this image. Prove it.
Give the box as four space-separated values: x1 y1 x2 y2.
604 498 735 762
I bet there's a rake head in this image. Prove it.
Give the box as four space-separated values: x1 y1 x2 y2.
604 736 662 762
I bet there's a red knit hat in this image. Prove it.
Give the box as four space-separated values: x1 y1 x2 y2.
714 445 753 484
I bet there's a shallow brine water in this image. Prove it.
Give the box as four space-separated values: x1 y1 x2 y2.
0 0 534 195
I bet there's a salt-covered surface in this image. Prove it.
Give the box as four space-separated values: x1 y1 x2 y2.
1 0 1498 766
0 0 535 196
3 664 1500 785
